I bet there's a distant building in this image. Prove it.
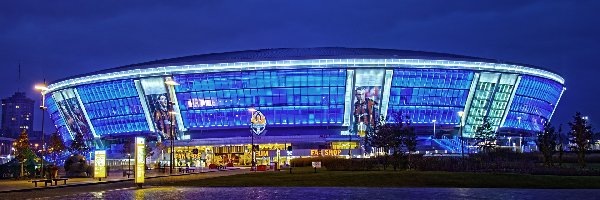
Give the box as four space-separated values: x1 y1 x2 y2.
0 137 14 155
1 92 35 138
0 137 14 164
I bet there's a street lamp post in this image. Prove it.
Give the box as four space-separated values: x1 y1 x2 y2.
457 111 465 159
165 76 179 174
349 125 353 158
251 129 254 170
35 82 49 179
169 110 176 174
127 153 131 173
248 108 257 171
517 116 522 153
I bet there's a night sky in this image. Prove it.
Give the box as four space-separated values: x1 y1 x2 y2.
1 0 598 132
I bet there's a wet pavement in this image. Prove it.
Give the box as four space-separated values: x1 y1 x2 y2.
0 167 249 192
0 169 250 199
48 186 600 200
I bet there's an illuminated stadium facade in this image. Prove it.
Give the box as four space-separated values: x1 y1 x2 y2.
44 47 565 165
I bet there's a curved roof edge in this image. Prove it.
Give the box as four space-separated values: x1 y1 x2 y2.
48 47 565 92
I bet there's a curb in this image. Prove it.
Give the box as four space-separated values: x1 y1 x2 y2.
0 168 241 194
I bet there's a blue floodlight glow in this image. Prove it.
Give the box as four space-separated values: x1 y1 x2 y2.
42 48 565 146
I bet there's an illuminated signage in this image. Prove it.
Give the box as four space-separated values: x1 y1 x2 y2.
256 150 269 157
175 150 201 159
312 161 321 168
250 110 266 135
94 150 106 178
310 149 343 156
135 137 145 184
310 150 320 156
323 149 342 156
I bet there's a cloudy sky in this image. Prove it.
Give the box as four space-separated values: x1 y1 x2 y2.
0 0 598 131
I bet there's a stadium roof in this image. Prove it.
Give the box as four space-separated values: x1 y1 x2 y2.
99 47 501 72
50 47 564 89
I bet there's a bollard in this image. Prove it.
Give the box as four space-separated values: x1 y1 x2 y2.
289 167 292 174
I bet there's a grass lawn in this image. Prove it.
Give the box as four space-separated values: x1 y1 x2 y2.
166 167 600 189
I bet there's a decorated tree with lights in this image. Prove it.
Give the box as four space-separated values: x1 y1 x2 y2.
13 129 38 177
473 118 498 153
48 131 66 165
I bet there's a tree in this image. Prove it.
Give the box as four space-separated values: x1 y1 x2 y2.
144 137 154 169
14 129 33 162
364 115 392 169
473 118 497 153
145 143 154 160
365 113 417 170
13 129 37 177
568 112 593 168
401 119 417 170
70 131 89 155
387 113 405 171
557 125 566 166
536 122 558 166
48 131 66 166
121 138 133 157
389 113 417 170
155 141 169 165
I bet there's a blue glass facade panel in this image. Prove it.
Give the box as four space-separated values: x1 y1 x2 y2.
503 75 563 131
45 95 70 141
77 80 148 135
175 69 346 129
387 69 473 124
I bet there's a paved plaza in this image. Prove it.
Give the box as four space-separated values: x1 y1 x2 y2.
0 167 248 195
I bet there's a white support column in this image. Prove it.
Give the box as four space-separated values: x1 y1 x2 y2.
342 70 355 127
461 73 480 126
549 87 566 121
51 92 75 140
73 88 99 138
135 80 155 132
380 70 394 119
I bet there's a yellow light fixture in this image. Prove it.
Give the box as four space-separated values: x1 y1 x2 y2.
34 84 49 91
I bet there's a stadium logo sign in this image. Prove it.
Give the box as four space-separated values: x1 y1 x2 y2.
250 110 267 135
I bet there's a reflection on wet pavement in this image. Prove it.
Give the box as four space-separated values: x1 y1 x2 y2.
57 186 600 200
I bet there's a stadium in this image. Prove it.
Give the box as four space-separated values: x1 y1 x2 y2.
43 47 565 167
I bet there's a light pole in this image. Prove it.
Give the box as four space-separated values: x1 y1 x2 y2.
517 116 522 153
248 107 257 171
457 111 465 159
35 82 49 178
349 124 355 158
165 77 179 174
127 153 131 173
169 110 177 173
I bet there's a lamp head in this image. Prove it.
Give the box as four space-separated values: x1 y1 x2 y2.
34 84 49 91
